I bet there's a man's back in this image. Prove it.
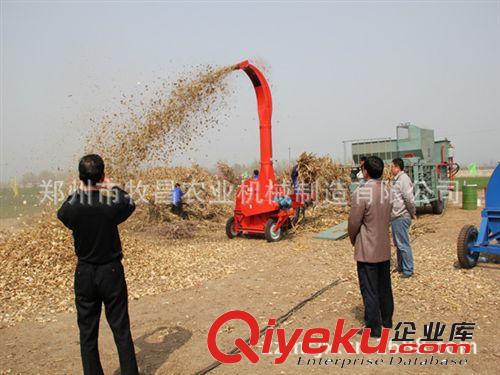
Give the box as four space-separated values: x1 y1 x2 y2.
59 154 139 375
348 156 394 338
348 179 392 263
170 187 183 205
57 187 135 264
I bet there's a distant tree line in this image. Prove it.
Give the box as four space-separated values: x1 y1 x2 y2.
18 170 73 187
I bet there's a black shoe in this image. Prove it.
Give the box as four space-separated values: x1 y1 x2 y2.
400 273 412 279
370 329 381 338
357 326 381 338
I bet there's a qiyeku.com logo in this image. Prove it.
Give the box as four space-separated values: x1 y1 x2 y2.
207 310 474 365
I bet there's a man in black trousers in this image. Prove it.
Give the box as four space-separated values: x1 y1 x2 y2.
347 156 394 337
58 154 139 375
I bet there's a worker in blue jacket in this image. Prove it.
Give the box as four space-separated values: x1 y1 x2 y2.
170 183 187 219
291 164 299 193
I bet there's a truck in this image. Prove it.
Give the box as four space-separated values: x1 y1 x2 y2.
347 123 459 214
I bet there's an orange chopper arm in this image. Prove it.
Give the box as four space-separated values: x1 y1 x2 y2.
236 60 275 182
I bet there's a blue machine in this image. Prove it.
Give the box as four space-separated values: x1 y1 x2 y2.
457 163 500 268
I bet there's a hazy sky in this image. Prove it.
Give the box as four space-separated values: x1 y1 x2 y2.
1 1 499 182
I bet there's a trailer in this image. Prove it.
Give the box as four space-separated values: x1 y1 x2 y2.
347 123 459 214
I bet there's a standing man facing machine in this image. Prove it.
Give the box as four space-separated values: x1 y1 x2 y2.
390 158 416 278
348 156 394 337
57 154 139 375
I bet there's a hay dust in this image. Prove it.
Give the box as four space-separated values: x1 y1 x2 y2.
87 64 237 179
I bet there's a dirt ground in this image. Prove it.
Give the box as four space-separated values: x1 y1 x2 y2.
0 205 498 374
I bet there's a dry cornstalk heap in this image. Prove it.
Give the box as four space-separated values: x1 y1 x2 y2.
291 152 351 231
296 152 351 201
216 161 241 186
133 165 234 224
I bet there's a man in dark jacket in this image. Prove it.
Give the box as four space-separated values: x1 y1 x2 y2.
291 164 299 193
57 154 138 375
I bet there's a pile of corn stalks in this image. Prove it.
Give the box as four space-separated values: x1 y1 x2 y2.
130 165 234 230
295 152 352 203
275 152 352 233
216 161 241 186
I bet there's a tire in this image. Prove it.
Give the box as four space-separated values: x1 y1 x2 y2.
457 225 479 269
432 197 444 215
291 207 305 226
265 218 283 242
225 217 239 239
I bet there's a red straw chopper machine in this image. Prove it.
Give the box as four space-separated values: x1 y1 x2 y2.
225 60 309 242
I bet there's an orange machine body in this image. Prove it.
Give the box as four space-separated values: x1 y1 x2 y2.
231 60 304 235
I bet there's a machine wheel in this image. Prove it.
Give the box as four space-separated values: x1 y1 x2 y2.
432 197 444 214
291 207 305 227
457 225 479 269
225 217 240 239
265 218 283 242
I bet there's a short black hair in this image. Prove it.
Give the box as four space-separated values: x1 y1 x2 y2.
360 156 367 163
392 158 404 171
175 183 180 188
363 156 384 179
253 169 259 175
79 154 104 185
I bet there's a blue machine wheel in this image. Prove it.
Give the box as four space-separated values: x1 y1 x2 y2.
457 225 479 269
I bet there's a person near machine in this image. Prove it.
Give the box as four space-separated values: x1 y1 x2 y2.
170 183 187 219
291 164 299 193
390 157 416 278
348 156 394 338
356 156 367 185
57 154 139 375
252 169 259 180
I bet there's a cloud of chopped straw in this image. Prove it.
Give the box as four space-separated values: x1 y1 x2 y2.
86 64 237 180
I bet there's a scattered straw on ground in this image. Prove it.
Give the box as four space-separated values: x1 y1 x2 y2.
0 212 245 327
